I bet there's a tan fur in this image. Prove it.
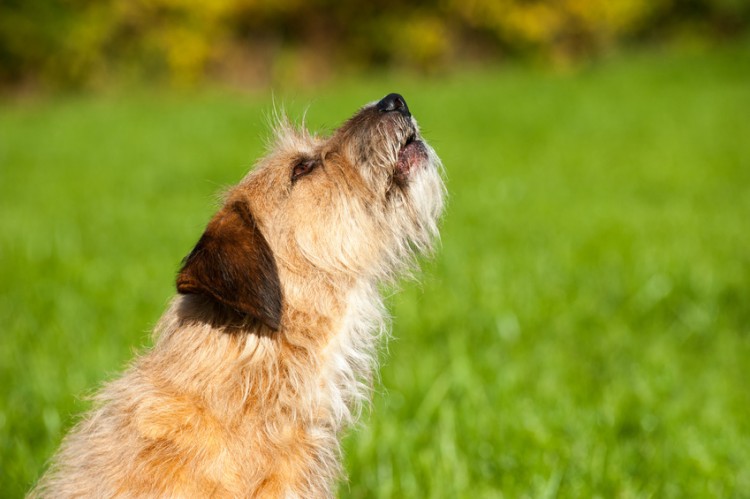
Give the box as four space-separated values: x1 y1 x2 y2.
30 94 444 498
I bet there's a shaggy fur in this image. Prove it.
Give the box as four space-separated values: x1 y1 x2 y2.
30 94 444 498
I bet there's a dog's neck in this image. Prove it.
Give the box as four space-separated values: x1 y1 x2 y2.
144 280 384 490
154 275 384 419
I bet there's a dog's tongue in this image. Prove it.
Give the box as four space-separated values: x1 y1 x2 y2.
395 140 427 181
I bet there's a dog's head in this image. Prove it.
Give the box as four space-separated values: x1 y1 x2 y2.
177 93 445 330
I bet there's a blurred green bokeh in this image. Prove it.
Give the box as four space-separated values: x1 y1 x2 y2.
1 0 749 91
1 38 749 496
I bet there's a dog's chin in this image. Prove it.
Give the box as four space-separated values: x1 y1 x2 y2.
393 137 429 184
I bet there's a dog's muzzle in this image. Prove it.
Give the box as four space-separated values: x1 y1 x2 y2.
375 93 428 183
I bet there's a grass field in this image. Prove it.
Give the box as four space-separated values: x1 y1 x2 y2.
2 42 749 497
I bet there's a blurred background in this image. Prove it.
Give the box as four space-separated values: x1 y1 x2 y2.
2 0 750 91
1 1 749 497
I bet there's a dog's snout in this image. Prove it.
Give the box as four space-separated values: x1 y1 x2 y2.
376 93 410 117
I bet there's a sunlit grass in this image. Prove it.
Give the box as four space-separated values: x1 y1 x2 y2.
1 43 749 497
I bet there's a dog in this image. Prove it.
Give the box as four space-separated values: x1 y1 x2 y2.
29 93 444 498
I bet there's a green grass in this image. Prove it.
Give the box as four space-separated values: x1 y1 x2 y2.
2 43 750 497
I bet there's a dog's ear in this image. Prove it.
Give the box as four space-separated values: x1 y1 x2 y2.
176 201 282 331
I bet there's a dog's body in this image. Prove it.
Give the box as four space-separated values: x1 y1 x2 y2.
30 93 444 498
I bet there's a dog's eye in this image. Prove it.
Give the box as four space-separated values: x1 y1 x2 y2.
292 159 316 181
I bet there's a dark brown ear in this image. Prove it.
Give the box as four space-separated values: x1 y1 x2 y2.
176 201 282 330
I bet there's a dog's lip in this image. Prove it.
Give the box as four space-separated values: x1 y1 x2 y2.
399 136 421 157
394 133 427 183
396 130 418 159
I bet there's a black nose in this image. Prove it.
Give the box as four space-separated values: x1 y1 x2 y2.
376 93 410 117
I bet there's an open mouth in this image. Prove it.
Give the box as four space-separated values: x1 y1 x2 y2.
394 131 427 183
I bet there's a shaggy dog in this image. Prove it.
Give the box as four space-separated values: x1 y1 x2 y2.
30 93 444 498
